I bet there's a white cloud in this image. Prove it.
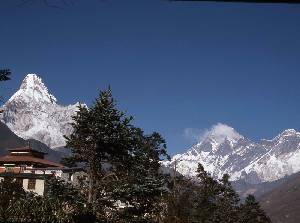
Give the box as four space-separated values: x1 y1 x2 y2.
207 123 242 143
183 127 205 143
183 123 242 144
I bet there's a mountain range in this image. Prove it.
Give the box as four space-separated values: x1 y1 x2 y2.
2 74 300 187
164 123 300 184
2 73 300 221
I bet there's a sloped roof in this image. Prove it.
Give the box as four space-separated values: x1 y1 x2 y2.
8 146 47 154
0 155 63 167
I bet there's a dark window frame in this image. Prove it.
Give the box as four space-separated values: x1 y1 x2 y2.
27 178 36 190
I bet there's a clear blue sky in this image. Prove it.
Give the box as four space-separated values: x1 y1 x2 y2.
1 0 300 155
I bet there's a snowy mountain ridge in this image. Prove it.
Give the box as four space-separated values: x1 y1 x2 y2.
164 124 300 184
2 74 300 184
1 74 80 148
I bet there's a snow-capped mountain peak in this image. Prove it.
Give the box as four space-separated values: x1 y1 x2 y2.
206 123 242 142
276 129 299 138
194 123 243 152
9 74 57 104
165 125 300 184
261 129 300 144
1 74 79 148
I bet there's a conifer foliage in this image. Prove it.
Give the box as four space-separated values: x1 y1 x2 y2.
65 87 169 222
65 87 135 208
163 163 271 223
0 69 11 82
0 69 11 105
239 194 271 223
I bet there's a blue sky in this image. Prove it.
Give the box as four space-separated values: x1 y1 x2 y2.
1 0 300 155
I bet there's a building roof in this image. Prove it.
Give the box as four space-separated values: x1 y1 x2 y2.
8 146 47 154
0 155 63 167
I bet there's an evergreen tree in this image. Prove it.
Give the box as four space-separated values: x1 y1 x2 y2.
0 69 11 82
192 163 221 222
44 176 86 222
65 87 134 210
208 174 240 223
65 87 169 222
0 69 11 107
163 175 196 223
238 194 271 223
193 164 271 223
114 128 169 222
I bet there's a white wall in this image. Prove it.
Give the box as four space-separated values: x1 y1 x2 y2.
23 179 45 196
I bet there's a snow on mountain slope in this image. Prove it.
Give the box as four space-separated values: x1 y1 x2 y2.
165 124 300 184
3 74 300 184
1 74 80 148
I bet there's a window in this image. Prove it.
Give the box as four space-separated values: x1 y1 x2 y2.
4 164 15 172
27 179 36 190
16 178 23 186
68 173 72 181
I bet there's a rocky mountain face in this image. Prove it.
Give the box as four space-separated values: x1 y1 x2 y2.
1 74 79 148
0 121 66 162
259 171 300 223
0 121 27 153
164 123 300 184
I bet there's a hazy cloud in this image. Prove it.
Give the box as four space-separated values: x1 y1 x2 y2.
183 127 205 143
183 123 242 144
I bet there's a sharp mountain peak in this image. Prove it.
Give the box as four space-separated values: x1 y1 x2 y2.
9 73 57 104
1 73 79 148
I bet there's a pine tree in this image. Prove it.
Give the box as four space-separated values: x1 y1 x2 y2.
0 69 11 82
65 87 170 222
238 194 271 223
186 164 241 223
65 87 134 212
0 69 11 108
44 176 86 222
163 175 196 223
193 163 221 222
114 128 169 222
208 174 240 223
